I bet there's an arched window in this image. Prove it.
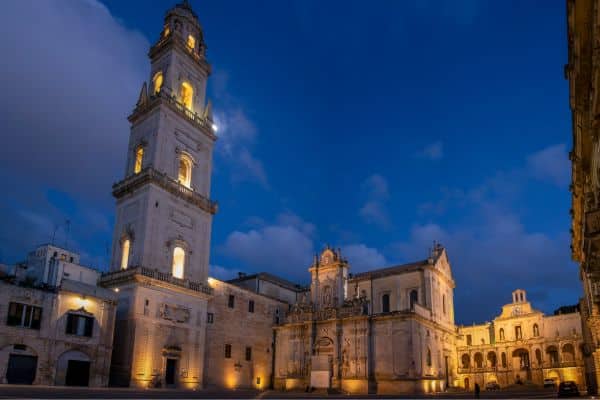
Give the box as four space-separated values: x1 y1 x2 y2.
487 351 497 368
178 154 192 188
152 71 163 95
535 348 542 366
172 246 185 279
474 353 483 368
409 289 418 309
381 293 390 313
134 146 144 174
120 239 130 270
180 81 193 111
461 354 470 369
426 348 432 367
499 328 505 341
515 325 522 340
533 323 539 337
187 34 196 50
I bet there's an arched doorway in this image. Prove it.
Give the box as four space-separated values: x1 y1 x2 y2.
56 350 91 386
512 348 531 382
464 377 470 390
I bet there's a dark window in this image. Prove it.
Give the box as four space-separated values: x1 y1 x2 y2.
207 312 214 323
410 290 418 309
274 308 280 324
228 295 235 308
225 344 232 358
245 346 252 361
248 300 255 313
426 348 432 367
69 256 74 262
7 302 42 330
66 313 93 337
381 294 390 313
466 334 472 346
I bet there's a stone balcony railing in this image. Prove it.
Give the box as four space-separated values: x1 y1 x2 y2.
129 90 216 141
112 167 218 214
99 266 213 296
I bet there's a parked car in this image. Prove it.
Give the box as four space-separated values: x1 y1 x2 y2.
543 378 556 388
558 381 580 397
485 381 500 390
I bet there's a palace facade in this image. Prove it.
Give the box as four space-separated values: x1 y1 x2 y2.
456 290 585 390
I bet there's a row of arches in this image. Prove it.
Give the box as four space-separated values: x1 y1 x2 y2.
120 238 187 280
2 344 93 386
460 344 577 370
151 71 195 112
132 143 194 190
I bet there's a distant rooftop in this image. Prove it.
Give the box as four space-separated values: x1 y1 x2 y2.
349 259 430 281
227 271 306 292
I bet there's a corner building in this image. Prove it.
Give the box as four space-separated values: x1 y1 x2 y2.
99 1 216 388
273 244 457 395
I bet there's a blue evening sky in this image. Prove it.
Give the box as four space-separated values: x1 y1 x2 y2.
0 1 577 323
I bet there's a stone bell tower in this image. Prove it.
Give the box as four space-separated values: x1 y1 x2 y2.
100 1 215 389
108 0 216 281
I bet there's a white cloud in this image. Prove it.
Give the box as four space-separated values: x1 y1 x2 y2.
526 144 570 187
342 244 388 272
416 141 444 161
220 213 315 280
212 71 268 188
209 264 240 281
359 174 392 229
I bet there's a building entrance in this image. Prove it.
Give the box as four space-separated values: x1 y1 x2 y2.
65 360 90 386
6 354 37 384
165 358 177 386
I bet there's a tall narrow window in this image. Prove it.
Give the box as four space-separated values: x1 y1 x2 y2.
466 334 472 346
426 348 432 367
180 81 193 111
187 35 196 50
410 289 418 309
228 295 235 308
442 294 446 315
152 71 163 95
248 300 255 313
515 326 522 340
134 147 144 174
172 246 185 279
381 293 390 313
178 155 192 188
245 346 252 361
499 328 505 341
225 344 232 358
121 239 130 270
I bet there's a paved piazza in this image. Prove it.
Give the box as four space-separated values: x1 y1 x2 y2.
0 385 575 399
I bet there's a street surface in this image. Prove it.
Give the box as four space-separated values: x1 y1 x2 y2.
0 385 581 398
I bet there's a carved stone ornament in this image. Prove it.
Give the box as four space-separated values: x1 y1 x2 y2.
159 303 190 323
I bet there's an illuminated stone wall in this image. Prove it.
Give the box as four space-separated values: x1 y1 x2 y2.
0 279 116 386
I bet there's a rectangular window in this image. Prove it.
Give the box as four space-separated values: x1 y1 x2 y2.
66 313 93 337
207 312 214 324
245 346 252 361
466 334 472 346
6 302 42 330
248 300 255 313
225 344 232 358
228 295 235 309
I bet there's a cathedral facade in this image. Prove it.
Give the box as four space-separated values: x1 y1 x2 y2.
273 245 456 394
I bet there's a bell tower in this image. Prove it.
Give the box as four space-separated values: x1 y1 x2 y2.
109 0 217 283
101 1 215 389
